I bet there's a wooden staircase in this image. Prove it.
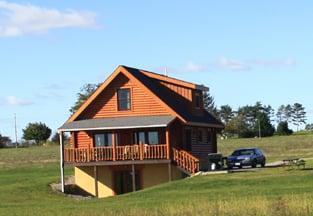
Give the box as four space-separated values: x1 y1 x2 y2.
172 147 200 175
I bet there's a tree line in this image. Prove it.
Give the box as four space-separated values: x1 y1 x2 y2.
0 84 311 148
0 122 69 148
204 91 309 138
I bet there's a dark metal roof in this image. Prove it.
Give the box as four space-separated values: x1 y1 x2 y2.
59 115 176 131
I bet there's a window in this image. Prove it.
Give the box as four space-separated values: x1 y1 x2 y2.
134 131 159 145
117 88 131 110
138 132 146 144
148 131 159 145
94 133 113 147
195 92 201 108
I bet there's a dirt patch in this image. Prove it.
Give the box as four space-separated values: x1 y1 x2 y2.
50 176 93 200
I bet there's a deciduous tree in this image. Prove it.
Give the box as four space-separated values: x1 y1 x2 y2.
70 83 100 114
0 134 11 148
23 122 52 145
276 121 293 135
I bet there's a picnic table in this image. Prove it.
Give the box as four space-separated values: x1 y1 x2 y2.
282 158 306 169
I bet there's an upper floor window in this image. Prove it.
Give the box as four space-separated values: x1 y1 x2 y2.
195 92 201 108
94 133 113 147
117 88 131 111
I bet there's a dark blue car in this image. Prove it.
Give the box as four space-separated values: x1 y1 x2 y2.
227 148 266 169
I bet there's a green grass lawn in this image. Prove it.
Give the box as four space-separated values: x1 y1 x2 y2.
218 134 313 162
0 134 313 216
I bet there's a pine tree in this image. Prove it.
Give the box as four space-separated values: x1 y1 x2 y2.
203 90 219 118
291 103 306 131
276 105 285 123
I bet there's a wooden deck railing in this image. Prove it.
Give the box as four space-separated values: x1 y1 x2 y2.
64 144 167 163
172 147 200 174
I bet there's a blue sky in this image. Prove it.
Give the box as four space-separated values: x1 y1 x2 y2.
0 0 312 140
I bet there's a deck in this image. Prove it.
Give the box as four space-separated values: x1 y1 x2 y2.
64 144 168 164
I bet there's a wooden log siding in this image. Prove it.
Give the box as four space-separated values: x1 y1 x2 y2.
75 131 92 148
159 81 192 102
172 147 199 174
190 127 215 159
78 73 170 120
64 144 167 163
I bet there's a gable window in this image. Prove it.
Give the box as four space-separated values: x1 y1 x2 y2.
94 133 113 147
117 88 131 111
195 92 201 108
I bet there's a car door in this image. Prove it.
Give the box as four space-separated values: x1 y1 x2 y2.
255 149 263 163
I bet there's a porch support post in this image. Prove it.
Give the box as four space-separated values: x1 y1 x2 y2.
112 133 116 161
59 131 65 193
94 166 98 197
131 164 136 192
166 127 170 159
168 162 172 182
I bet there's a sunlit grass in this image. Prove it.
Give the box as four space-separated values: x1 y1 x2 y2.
0 135 313 215
218 134 313 162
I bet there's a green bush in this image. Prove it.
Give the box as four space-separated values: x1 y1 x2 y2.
276 121 293 135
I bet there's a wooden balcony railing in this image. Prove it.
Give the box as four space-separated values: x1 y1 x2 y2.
64 144 167 163
172 147 199 174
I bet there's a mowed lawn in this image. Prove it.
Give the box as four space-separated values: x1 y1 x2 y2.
219 134 313 162
0 134 313 216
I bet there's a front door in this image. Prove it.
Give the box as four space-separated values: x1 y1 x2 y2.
114 170 141 195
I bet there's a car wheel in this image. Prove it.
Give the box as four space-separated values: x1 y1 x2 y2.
251 160 257 168
261 161 266 167
227 165 233 170
238 165 242 169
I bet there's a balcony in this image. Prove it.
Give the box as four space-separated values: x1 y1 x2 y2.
64 144 168 163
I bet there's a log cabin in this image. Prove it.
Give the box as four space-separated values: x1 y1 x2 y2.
58 65 223 198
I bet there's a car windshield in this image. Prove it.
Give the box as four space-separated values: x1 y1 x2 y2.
232 149 255 156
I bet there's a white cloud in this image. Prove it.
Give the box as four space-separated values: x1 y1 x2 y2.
0 1 98 37
180 61 209 73
1 96 33 106
215 57 251 71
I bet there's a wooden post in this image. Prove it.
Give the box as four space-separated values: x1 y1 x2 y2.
59 131 65 193
131 164 136 192
94 166 98 197
165 127 170 159
139 143 144 160
168 162 172 182
112 133 116 161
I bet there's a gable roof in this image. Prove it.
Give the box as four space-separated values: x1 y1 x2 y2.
139 68 209 91
66 65 223 128
122 66 223 128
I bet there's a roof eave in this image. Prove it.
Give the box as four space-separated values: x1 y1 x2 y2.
186 121 224 129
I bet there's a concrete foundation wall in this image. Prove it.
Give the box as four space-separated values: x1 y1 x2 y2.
74 163 183 198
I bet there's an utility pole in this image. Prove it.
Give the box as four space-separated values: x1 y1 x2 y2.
14 113 18 148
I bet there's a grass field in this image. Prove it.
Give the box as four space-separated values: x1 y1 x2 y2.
0 134 313 216
218 134 313 162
